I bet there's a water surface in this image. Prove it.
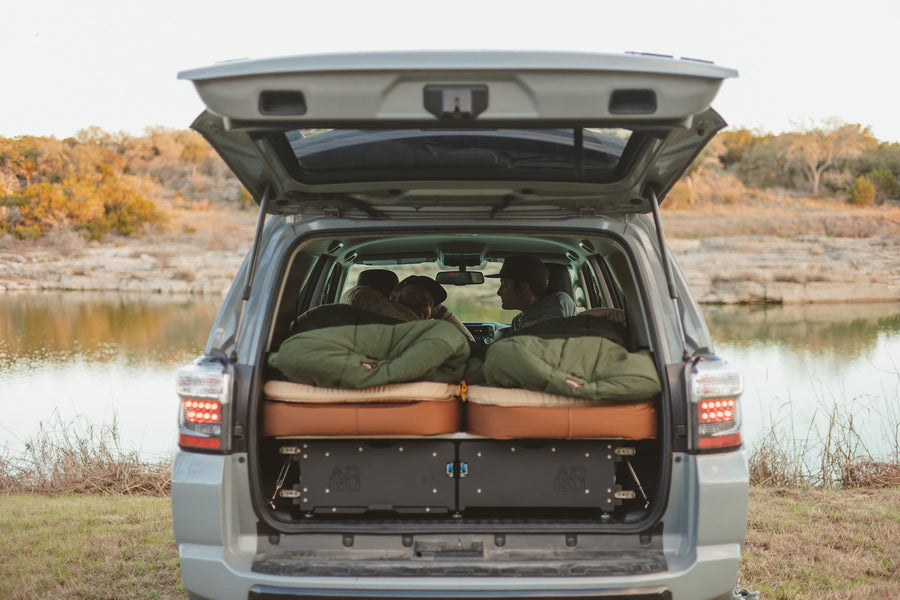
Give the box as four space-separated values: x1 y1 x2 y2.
2 294 898 460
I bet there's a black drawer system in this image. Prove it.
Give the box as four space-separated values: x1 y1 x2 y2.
268 440 638 516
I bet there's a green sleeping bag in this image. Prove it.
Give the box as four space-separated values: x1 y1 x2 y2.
483 334 661 401
270 319 470 388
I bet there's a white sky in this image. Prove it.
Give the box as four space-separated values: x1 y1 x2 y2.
2 0 898 142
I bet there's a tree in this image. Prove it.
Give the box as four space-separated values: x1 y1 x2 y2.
737 133 791 188
719 128 758 168
681 134 726 204
780 119 876 195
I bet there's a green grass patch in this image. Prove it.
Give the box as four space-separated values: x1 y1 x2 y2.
0 494 184 600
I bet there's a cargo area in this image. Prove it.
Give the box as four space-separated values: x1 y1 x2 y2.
240 227 673 540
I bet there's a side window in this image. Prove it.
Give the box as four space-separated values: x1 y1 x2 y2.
268 252 326 351
321 262 345 304
596 256 625 308
580 264 604 308
295 255 332 313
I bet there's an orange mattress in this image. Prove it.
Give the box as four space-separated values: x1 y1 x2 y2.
464 385 657 440
261 381 462 437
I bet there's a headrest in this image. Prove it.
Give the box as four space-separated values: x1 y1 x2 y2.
356 269 399 297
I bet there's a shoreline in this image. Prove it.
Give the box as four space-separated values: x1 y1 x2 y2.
2 235 898 304
1 208 898 303
670 236 900 304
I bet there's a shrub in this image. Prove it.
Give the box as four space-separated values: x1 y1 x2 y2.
1 173 165 240
865 167 900 202
79 176 166 240
847 175 875 206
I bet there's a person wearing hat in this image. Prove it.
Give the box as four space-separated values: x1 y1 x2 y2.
488 255 576 333
389 275 474 341
342 273 473 340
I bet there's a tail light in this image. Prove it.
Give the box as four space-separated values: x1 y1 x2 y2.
177 359 231 452
687 356 743 452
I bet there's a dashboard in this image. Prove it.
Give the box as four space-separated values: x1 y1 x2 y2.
463 321 510 346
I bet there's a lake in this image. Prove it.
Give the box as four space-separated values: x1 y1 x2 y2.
1 293 898 461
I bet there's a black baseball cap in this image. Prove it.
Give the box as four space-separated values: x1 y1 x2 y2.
393 275 448 304
486 255 549 286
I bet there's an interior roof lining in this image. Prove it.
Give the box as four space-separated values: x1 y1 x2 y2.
295 230 624 269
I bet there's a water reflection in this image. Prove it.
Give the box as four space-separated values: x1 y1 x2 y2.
0 293 218 370
704 303 900 362
1 295 898 461
1 293 218 459
704 303 900 459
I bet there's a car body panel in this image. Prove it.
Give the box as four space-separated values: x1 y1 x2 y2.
179 51 736 125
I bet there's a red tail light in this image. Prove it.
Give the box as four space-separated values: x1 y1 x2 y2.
688 357 743 452
177 360 231 453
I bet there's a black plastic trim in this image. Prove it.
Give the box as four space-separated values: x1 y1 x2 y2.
249 586 672 600
259 91 308 116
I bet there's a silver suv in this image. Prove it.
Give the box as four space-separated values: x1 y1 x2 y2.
173 51 748 600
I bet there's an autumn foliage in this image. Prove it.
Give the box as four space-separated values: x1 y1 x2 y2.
669 120 900 208
1 121 898 239
0 128 237 240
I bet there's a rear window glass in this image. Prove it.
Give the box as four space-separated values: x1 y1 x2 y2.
283 128 632 184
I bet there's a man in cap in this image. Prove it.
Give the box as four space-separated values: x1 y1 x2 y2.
488 255 576 333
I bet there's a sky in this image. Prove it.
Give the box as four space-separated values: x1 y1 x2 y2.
2 0 899 143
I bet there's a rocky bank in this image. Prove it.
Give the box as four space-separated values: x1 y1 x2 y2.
2 234 899 305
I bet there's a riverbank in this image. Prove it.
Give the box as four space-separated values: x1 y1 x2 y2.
0 488 896 600
1 202 899 303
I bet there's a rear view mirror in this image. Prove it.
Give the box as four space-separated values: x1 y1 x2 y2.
435 271 485 286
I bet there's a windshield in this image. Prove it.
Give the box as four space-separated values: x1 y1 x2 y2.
284 128 632 184
346 262 583 324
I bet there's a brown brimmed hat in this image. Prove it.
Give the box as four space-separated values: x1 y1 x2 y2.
486 255 549 286
392 275 448 304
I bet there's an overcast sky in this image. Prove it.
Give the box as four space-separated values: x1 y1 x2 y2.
2 0 898 142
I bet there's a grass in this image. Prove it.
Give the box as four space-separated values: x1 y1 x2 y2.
0 412 170 496
0 412 898 598
0 488 895 600
741 487 900 599
0 494 184 600
747 394 900 488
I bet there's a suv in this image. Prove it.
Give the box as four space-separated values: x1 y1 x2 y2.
173 51 748 600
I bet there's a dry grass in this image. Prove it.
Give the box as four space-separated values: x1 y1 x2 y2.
0 494 184 600
0 413 170 496
741 487 900 599
662 193 900 239
748 395 900 488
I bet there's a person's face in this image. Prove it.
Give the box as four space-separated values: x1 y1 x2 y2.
496 278 528 311
390 285 434 320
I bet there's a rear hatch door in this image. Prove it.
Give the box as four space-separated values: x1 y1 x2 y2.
179 51 736 217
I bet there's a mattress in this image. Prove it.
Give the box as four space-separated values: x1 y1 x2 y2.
464 384 657 440
261 380 463 436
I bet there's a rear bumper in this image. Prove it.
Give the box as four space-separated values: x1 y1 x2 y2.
172 450 746 600
176 542 739 600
